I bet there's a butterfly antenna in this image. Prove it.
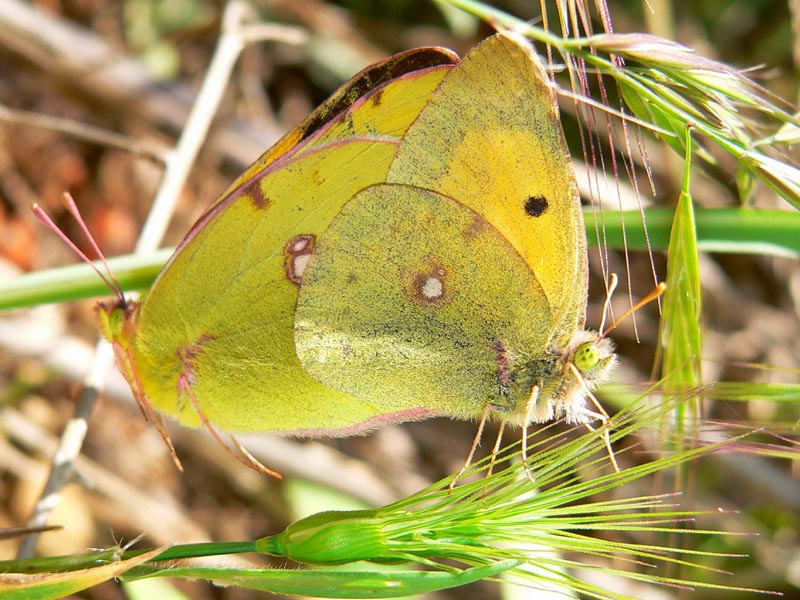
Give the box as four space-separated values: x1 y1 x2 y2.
598 273 619 335
33 193 126 303
602 281 667 338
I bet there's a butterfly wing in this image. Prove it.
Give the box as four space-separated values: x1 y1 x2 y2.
119 33 586 434
388 33 586 349
213 46 458 211
126 55 456 433
293 34 588 425
294 183 551 420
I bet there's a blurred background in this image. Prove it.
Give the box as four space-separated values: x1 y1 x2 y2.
0 0 798 598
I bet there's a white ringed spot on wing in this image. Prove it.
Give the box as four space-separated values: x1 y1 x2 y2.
284 234 316 285
402 258 451 307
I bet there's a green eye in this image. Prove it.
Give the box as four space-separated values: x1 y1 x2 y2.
98 305 125 342
574 342 601 372
110 307 125 337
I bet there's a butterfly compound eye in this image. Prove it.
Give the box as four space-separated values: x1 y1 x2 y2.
574 341 601 373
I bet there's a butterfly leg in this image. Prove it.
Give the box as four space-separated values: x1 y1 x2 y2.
587 391 619 472
583 419 619 473
113 342 183 471
176 373 283 479
565 362 620 472
485 421 505 479
520 385 541 483
448 402 492 492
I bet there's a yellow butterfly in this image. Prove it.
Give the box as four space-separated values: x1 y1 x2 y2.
90 33 616 472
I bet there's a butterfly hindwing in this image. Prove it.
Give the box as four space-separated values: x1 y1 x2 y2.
294 183 551 419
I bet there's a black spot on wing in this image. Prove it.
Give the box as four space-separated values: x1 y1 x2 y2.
524 196 548 217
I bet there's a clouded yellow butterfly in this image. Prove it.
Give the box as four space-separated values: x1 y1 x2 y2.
90 32 615 470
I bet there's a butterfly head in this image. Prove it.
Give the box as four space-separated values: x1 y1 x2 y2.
513 330 617 426
96 300 140 351
569 330 617 389
547 329 616 425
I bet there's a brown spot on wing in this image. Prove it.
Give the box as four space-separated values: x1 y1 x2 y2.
464 214 489 239
240 179 272 210
284 234 316 285
370 88 385 107
492 340 511 388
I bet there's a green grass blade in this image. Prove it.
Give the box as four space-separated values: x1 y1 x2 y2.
0 249 172 310
126 561 518 598
0 547 164 600
661 130 703 393
4 208 798 312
